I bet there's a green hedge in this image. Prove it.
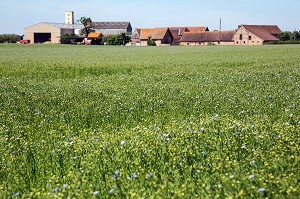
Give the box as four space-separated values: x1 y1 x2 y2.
265 40 300 45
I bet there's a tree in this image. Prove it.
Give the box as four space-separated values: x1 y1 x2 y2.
293 30 300 40
60 33 79 44
78 17 93 37
120 33 130 46
279 31 292 41
0 34 19 43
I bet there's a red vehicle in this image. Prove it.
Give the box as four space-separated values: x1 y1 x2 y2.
20 40 30 44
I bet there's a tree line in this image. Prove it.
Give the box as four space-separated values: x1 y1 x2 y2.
0 34 19 43
279 30 300 44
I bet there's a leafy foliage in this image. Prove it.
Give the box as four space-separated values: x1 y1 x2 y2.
147 39 156 46
78 17 93 37
102 33 131 45
279 30 300 42
0 34 19 43
60 33 79 44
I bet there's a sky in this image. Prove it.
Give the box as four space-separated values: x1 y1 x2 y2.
0 0 299 35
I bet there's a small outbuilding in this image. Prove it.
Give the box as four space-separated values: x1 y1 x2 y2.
84 32 103 45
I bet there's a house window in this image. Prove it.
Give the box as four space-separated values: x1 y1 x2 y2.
187 43 190 45
243 41 246 44
240 34 242 40
236 41 239 44
249 36 252 40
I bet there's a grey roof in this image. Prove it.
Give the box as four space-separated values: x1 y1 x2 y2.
43 22 84 29
92 22 131 29
25 22 84 30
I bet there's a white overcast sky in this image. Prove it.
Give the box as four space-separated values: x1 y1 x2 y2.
0 0 299 34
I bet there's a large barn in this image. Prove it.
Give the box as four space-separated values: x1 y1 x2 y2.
233 25 282 45
24 22 83 44
24 11 83 44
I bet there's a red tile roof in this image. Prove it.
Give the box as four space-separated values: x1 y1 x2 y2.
181 30 235 42
186 26 209 32
140 28 170 40
242 25 282 41
170 29 181 40
168 26 209 34
168 27 190 34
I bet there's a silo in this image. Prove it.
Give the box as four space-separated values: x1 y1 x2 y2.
65 11 74 25
74 29 82 36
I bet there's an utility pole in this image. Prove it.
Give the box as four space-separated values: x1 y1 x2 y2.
219 18 222 45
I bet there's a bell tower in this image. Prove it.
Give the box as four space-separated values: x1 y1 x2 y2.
65 11 74 24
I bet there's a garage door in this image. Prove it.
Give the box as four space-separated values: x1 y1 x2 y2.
34 33 51 43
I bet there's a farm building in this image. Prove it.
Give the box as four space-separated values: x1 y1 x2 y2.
233 25 282 45
83 32 103 45
180 30 235 46
169 26 209 45
24 11 83 44
23 12 132 44
138 28 174 46
134 26 209 46
92 22 132 35
24 22 83 44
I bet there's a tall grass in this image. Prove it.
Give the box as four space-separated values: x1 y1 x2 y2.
0 44 299 198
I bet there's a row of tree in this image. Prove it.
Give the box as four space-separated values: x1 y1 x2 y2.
0 34 19 43
279 30 300 41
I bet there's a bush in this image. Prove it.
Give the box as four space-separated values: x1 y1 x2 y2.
265 40 300 45
0 34 19 43
101 33 131 46
60 33 79 44
147 39 156 46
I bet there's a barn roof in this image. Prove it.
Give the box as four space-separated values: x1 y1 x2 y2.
170 29 181 40
92 22 131 29
168 27 189 35
140 28 171 40
242 25 282 41
25 22 83 30
186 26 209 32
181 30 235 42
